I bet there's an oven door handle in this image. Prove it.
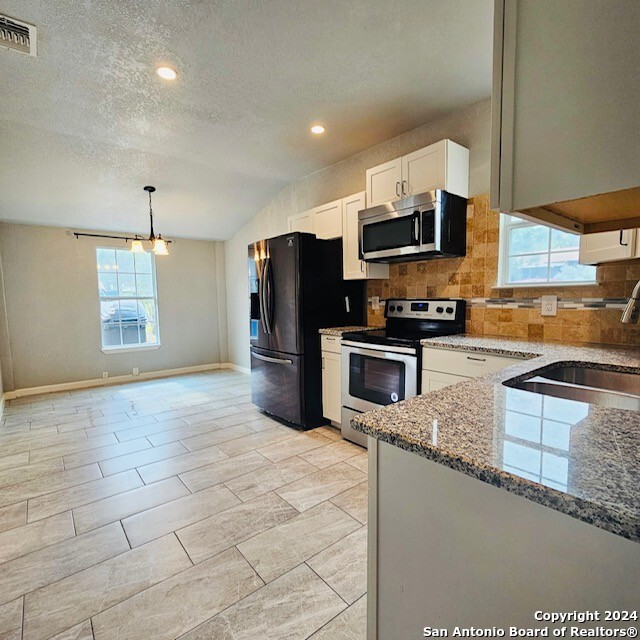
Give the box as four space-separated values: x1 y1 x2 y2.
341 340 417 356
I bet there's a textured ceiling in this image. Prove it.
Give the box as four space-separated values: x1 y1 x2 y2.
0 0 493 240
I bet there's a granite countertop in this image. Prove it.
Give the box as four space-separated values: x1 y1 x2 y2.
351 336 640 542
319 326 378 336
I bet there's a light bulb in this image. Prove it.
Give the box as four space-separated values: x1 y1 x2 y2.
130 240 146 253
153 237 169 255
156 66 178 80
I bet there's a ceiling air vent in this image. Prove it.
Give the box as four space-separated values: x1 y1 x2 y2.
0 14 37 56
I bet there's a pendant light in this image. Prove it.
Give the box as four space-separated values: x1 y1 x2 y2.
73 186 172 251
130 186 170 255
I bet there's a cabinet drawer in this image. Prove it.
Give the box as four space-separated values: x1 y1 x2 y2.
321 335 342 354
422 347 522 378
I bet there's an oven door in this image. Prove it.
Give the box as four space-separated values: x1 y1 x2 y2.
341 341 418 413
359 209 421 261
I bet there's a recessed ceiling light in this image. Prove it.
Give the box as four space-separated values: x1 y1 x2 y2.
310 124 326 135
156 66 178 80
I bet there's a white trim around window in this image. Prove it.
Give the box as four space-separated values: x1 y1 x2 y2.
497 214 597 288
96 247 161 351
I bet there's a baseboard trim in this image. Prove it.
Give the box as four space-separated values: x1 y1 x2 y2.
221 362 251 375
3 362 235 400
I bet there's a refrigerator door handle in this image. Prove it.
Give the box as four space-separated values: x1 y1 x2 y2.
258 259 268 334
252 352 293 365
264 257 274 334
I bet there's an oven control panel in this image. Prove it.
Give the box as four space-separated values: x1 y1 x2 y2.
385 299 460 320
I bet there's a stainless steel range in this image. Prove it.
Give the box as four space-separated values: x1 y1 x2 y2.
341 298 466 446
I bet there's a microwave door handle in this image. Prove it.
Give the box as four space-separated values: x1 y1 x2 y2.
412 212 420 245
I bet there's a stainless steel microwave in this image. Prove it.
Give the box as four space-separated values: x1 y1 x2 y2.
358 189 467 263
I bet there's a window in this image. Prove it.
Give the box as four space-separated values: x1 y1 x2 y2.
96 248 160 350
498 214 596 286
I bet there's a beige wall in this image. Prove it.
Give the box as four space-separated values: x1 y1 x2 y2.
0 223 227 391
225 98 492 368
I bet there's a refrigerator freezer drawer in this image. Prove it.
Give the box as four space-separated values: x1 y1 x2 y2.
250 347 304 426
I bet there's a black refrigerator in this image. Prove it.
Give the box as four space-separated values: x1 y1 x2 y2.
248 232 366 429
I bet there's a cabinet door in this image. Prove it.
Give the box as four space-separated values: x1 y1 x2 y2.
401 141 444 198
313 199 343 239
366 158 403 208
421 370 469 393
342 192 367 280
288 210 314 234
493 0 640 231
342 193 390 281
579 229 636 264
322 351 342 423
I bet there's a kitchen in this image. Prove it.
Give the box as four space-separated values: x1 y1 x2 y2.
0 1 638 639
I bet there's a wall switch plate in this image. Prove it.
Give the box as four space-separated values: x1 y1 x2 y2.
541 295 558 317
102 371 108 379
132 367 140 376
371 296 380 311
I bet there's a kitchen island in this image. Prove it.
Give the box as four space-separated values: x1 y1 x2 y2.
351 337 640 639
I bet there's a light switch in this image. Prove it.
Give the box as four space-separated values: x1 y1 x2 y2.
370 296 380 311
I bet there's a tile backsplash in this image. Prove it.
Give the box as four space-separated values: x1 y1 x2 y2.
367 193 640 346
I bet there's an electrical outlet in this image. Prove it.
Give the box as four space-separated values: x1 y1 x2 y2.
102 371 108 379
371 296 380 311
132 367 140 376
541 295 558 317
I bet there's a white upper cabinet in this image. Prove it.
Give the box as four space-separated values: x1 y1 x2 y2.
365 158 403 208
287 192 389 280
491 0 640 233
312 199 343 239
579 229 637 265
342 192 389 281
287 210 314 234
366 139 469 208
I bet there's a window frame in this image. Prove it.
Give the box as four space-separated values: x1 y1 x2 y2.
96 246 161 354
497 214 597 288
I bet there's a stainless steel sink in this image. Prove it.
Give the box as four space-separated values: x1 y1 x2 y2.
504 364 640 411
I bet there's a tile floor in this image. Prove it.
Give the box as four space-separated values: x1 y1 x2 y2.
0 370 368 640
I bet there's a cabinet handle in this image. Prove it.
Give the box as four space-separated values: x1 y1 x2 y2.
402 180 408 195
466 356 486 362
322 357 325 369
619 230 629 246
395 182 401 197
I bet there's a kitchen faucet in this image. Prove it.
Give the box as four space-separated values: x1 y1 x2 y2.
621 279 640 324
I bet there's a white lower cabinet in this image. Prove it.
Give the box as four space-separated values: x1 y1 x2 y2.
421 370 469 392
321 335 342 424
421 346 525 392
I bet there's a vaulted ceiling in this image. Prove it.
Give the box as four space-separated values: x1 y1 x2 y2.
0 0 493 240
